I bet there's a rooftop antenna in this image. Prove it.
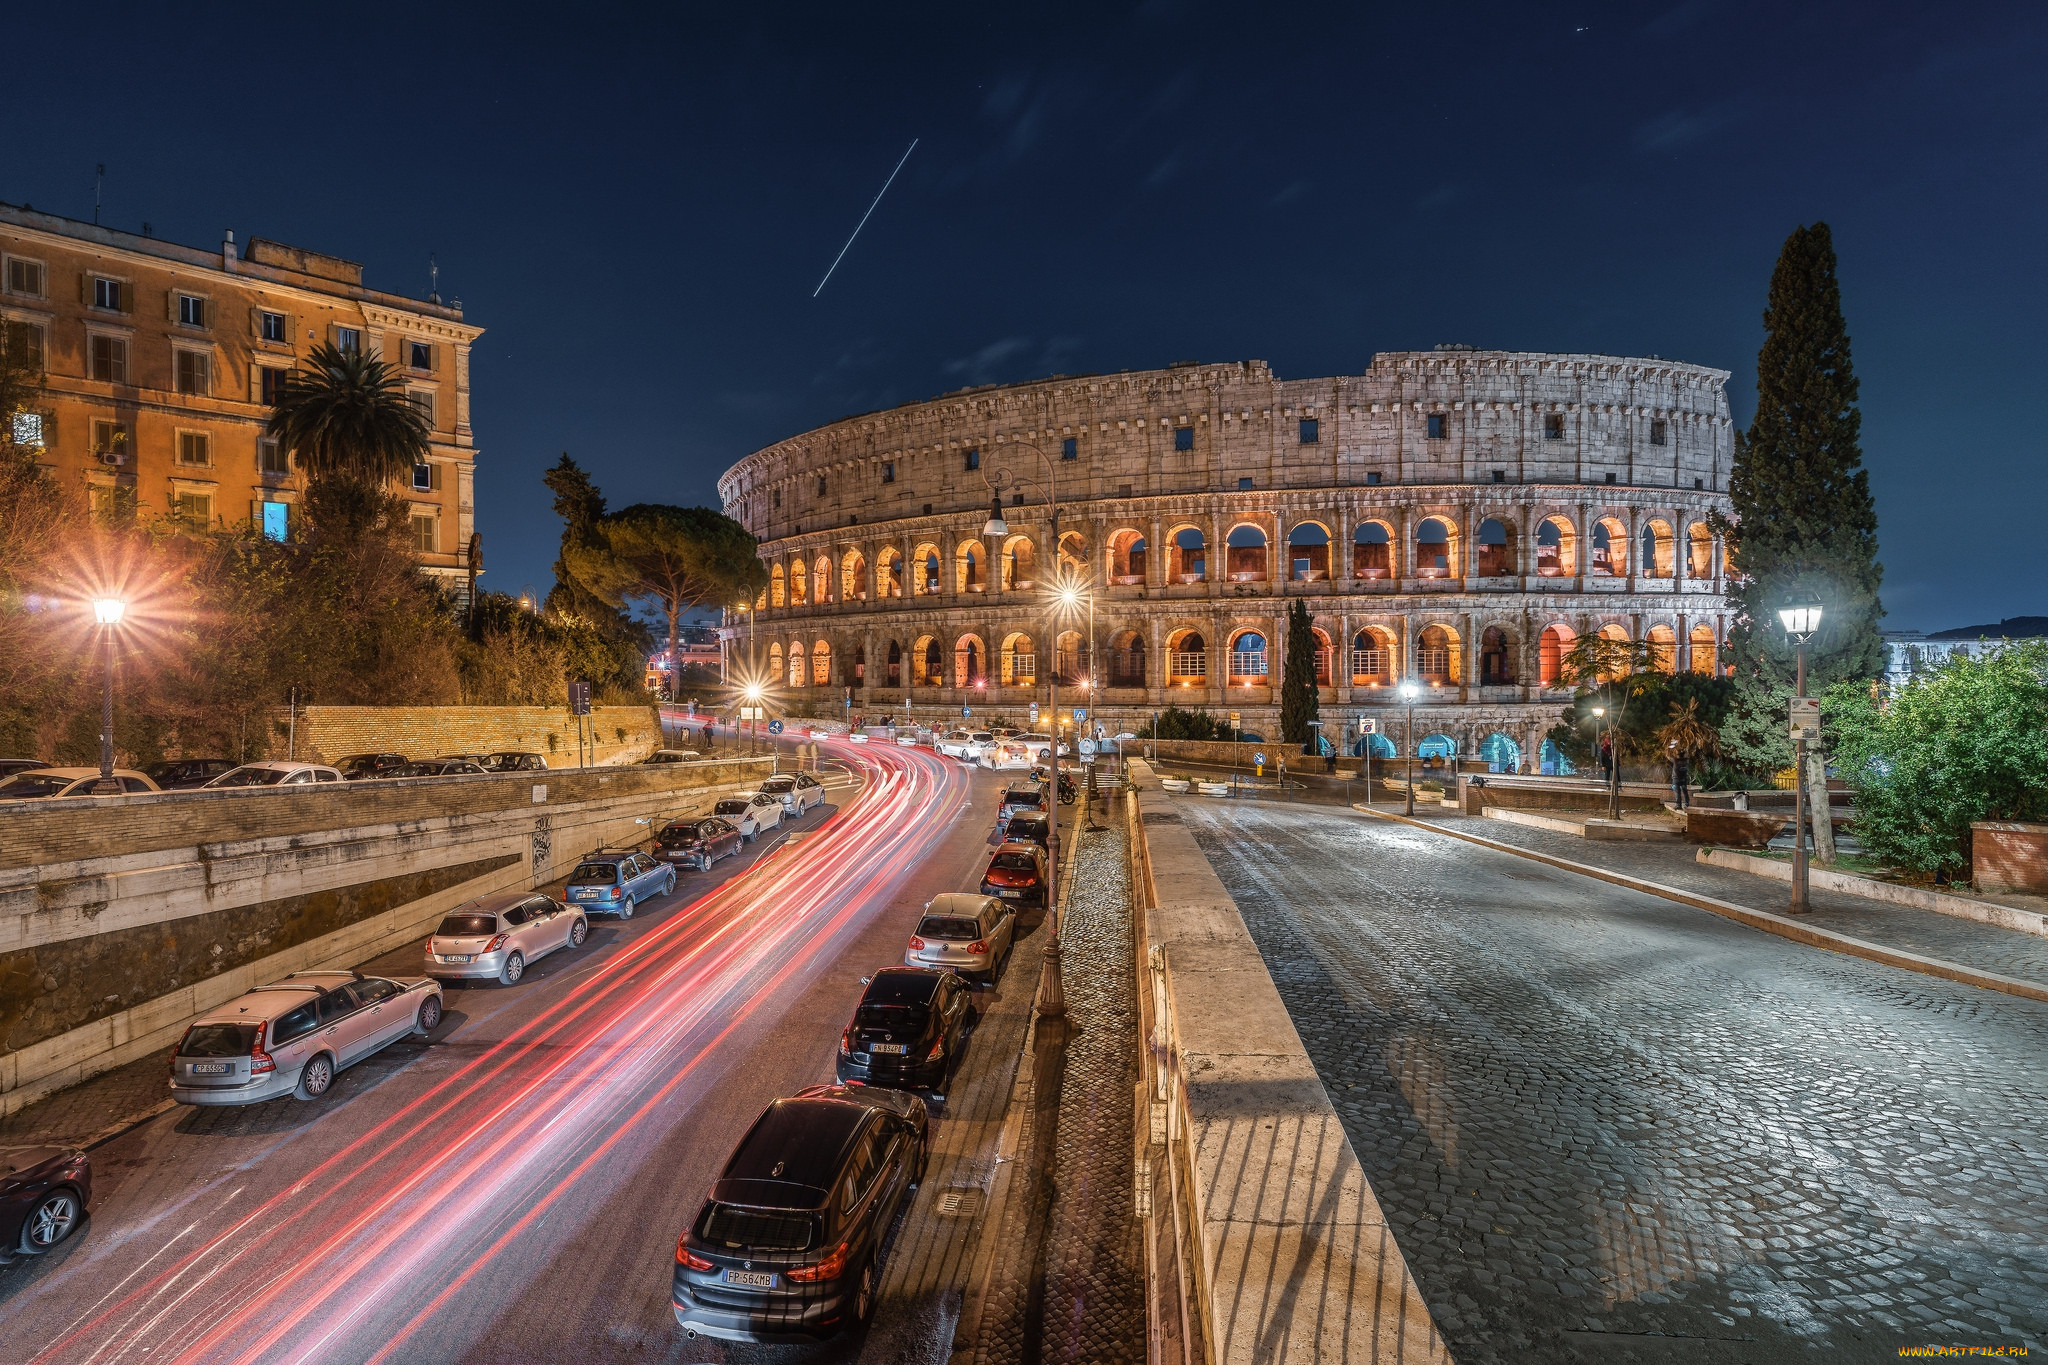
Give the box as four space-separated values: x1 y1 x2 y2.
428 253 441 304
95 164 105 224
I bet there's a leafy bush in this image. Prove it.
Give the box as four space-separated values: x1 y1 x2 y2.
1825 641 2048 878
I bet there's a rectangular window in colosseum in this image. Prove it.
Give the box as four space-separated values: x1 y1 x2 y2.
1174 426 1193 451
1298 418 1319 444
1366 471 1381 485
1061 438 1077 460
964 448 979 470
1651 419 1668 445
1427 414 1448 439
882 461 895 482
1544 414 1565 440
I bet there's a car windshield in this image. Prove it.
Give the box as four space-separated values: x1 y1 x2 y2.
1004 790 1042 807
856 1002 929 1028
701 1204 816 1251
1006 818 1045 839
657 825 697 844
972 733 993 743
917 916 981 941
0 774 75 798
714 800 749 815
213 767 289 787
436 914 498 937
990 852 1038 871
181 1023 257 1057
762 778 793 791
569 863 619 884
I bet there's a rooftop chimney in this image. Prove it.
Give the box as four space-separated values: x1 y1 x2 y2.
223 229 238 271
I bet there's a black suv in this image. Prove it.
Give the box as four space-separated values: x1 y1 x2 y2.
834 968 976 1098
142 758 236 790
673 1084 927 1343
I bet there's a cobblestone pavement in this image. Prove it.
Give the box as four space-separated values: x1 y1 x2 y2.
1177 796 2048 1365
0 1046 175 1150
1444 811 2048 987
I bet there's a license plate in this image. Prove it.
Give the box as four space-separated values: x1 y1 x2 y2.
723 1269 776 1288
190 1062 229 1074
869 1043 908 1054
445 954 473 964
1000 889 1022 899
571 889 599 899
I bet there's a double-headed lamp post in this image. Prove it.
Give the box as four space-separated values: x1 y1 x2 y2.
1779 595 1825 914
91 597 127 793
1399 679 1420 816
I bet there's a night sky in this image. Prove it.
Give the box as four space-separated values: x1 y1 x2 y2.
8 1 2042 632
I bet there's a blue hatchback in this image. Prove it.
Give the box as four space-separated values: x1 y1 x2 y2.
563 850 676 919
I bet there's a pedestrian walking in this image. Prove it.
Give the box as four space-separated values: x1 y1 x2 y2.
1669 744 1691 810
1598 733 1615 782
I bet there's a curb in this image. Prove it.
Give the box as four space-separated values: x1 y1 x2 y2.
1350 804 2048 1006
1699 847 2048 938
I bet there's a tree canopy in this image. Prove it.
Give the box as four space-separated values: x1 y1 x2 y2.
563 503 765 652
1279 598 1319 748
266 342 432 489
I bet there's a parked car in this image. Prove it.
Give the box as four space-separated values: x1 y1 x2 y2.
711 793 784 841
1013 733 1056 762
933 730 984 761
656 815 745 871
757 772 825 813
994 782 1046 827
903 893 1015 982
169 970 443 1106
672 1084 928 1343
980 841 1049 906
564 850 677 919
136 758 233 790
203 762 343 788
643 749 702 765
0 758 50 780
1 1145 91 1254
1000 810 1057 857
424 891 588 985
408 758 490 777
484 751 549 772
835 967 978 1094
334 752 409 781
0 767 160 799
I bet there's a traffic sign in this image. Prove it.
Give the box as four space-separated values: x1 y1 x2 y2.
767 719 784 735
1073 708 1086 722
1030 703 1040 722
1357 717 1379 735
961 705 972 718
1254 751 1267 765
1789 697 1820 742
569 680 592 716
1228 711 1240 725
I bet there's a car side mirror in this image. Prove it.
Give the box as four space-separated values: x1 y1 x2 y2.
860 976 872 986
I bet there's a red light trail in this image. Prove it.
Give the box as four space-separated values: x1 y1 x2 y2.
27 740 969 1365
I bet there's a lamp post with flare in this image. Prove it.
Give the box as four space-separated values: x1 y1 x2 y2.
1779 594 1825 914
91 597 127 794
1399 679 1420 816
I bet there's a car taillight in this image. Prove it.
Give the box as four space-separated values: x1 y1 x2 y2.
676 1238 713 1271
249 1021 276 1075
926 1036 946 1062
840 1027 853 1055
968 940 988 954
786 1240 850 1283
908 935 926 951
485 933 510 952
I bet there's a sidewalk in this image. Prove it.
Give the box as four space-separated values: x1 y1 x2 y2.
1396 807 2048 990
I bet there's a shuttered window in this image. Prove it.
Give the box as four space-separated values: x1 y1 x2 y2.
178 431 211 467
175 350 211 395
92 277 124 310
411 514 438 553
6 258 45 296
260 367 287 405
409 340 433 370
178 294 207 327
261 310 287 342
174 491 213 528
90 335 127 383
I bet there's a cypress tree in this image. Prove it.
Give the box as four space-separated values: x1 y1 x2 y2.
1714 222 1886 773
1279 597 1320 750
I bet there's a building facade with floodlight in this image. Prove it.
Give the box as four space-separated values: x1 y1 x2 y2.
717 351 1735 769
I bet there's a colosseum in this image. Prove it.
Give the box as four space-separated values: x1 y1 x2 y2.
716 349 1734 771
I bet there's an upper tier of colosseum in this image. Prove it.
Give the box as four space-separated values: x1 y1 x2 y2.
717 351 1732 542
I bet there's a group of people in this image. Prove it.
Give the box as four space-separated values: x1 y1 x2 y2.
1594 733 1693 809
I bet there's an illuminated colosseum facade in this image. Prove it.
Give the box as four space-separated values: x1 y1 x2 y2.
717 350 1734 770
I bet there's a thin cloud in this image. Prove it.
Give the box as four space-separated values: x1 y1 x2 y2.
943 336 1034 385
1634 100 1745 151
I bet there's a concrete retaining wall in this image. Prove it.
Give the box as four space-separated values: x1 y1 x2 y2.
1126 758 1448 1363
1 758 773 1116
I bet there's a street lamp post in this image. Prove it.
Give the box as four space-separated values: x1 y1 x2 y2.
1399 679 1420 816
1779 596 1825 914
91 597 127 794
1590 703 1610 815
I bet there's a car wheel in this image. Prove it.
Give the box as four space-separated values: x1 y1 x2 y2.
18 1188 81 1254
501 951 525 985
619 895 635 920
295 1053 335 1101
853 1259 877 1324
697 854 711 872
569 917 588 947
413 995 443 1035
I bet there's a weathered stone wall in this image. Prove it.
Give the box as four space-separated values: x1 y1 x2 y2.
286 704 661 768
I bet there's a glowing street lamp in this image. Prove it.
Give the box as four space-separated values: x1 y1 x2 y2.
1398 678 1420 816
1779 593 1826 913
91 597 128 793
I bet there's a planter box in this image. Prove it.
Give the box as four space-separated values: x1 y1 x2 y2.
1684 809 1787 848
1974 821 2048 895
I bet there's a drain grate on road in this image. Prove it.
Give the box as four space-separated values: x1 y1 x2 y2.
937 1187 985 1219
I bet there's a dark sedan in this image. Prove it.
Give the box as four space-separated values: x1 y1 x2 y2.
1 1145 91 1254
141 758 237 790
980 841 1049 906
336 752 409 780
1000 810 1057 856
672 1084 927 1343
656 816 745 871
834 967 976 1097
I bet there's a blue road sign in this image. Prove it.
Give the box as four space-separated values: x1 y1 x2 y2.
1073 708 1087 722
961 706 972 717
1254 751 1268 765
767 719 784 735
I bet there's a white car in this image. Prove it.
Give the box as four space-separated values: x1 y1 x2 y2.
424 891 588 985
711 792 786 840
204 762 344 788
756 772 826 813
170 970 443 1106
937 730 996 763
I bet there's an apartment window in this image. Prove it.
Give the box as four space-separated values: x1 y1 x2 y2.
411 461 441 492
11 412 44 448
261 501 290 542
175 349 211 395
4 319 44 370
93 419 130 462
7 258 45 296
408 390 436 425
1174 426 1194 452
177 431 212 467
411 514 438 553
174 491 214 529
409 340 433 370
93 277 124 310
90 335 128 383
1491 470 1506 483
178 294 207 327
1238 477 1254 491
260 367 287 405
259 438 289 475
963 448 979 471
1650 418 1668 446
1061 437 1077 460
1298 418 1319 444
1426 413 1448 440
1366 471 1382 486
261 310 288 342
1543 413 1565 440
882 461 895 483
335 327 361 354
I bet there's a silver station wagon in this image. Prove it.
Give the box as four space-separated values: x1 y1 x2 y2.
903 893 1016 983
425 891 589 985
170 970 443 1106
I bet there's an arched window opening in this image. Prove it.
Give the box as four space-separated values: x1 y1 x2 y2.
920 547 942 595
1687 523 1714 579
1057 531 1087 579
1229 631 1269 684
1350 626 1394 685
1287 523 1330 582
1480 625 1515 686
955 635 985 688
957 543 984 594
1646 624 1678 673
1539 736 1575 776
1310 627 1333 685
769 642 784 682
1168 630 1207 684
789 559 808 605
810 640 832 686
1353 522 1392 580
788 642 805 687
1109 630 1147 687
1536 517 1576 576
1417 733 1458 761
1476 518 1515 578
814 554 834 603
1590 517 1627 576
1596 623 1631 682
1001 632 1035 687
912 635 941 687
1351 731 1397 759
876 548 904 598
1225 525 1268 582
1641 520 1676 579
886 639 902 686
1480 732 1523 774
1690 624 1718 675
1415 518 1453 578
1171 527 1207 583
1108 529 1147 584
1003 536 1037 591
1538 623 1575 687
770 564 786 608
853 643 866 683
1054 630 1086 684
842 550 867 601
1417 625 1459 684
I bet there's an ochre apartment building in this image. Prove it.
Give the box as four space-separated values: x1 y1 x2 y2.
0 202 483 596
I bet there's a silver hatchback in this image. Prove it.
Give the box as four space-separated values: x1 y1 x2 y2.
425 891 589 985
170 971 443 1106
904 893 1016 983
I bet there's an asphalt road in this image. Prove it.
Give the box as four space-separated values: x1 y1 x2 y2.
1176 797 2048 1365
1 741 1040 1365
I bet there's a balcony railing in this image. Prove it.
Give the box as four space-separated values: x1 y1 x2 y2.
1168 651 1208 680
1350 648 1388 680
1005 653 1036 686
1417 648 1452 681
1110 650 1147 686
1229 651 1269 681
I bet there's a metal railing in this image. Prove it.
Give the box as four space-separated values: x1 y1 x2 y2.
1350 648 1388 679
1168 651 1207 679
1229 650 1269 679
1006 653 1037 686
1416 648 1452 680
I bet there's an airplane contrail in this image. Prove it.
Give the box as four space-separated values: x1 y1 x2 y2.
813 138 918 298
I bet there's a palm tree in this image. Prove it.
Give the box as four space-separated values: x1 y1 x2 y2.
266 342 431 488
